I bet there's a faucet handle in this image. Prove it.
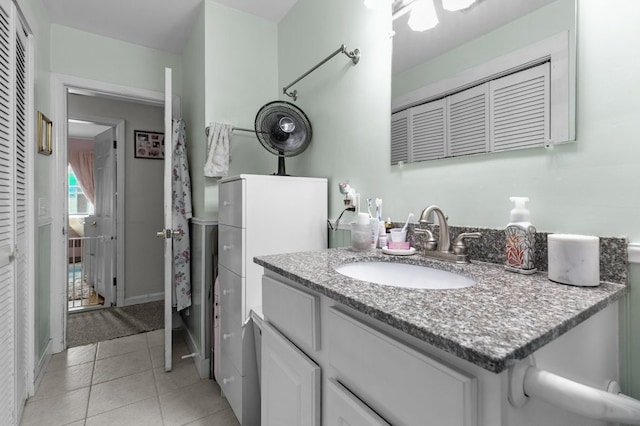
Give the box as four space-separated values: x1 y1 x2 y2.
453 232 482 255
414 228 437 251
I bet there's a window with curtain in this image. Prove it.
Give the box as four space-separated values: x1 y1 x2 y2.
68 165 94 215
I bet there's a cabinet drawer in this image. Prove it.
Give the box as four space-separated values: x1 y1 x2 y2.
218 224 244 277
326 378 390 426
219 355 243 424
219 266 243 373
328 308 477 426
219 179 244 227
262 276 320 353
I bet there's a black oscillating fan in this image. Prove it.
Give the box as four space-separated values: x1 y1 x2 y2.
254 100 312 176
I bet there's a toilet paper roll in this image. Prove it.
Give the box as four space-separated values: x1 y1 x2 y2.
547 234 600 287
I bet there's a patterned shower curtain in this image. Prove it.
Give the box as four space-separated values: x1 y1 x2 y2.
172 119 192 311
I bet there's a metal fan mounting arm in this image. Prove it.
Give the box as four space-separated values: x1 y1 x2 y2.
283 44 361 101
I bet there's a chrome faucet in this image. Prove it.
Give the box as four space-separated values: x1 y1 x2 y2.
415 205 481 264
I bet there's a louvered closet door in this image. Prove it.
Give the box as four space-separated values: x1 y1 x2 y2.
490 62 550 151
390 109 409 165
14 18 28 409
0 0 16 423
410 99 446 162
447 84 489 157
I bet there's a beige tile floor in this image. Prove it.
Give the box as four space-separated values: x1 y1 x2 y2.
21 330 240 426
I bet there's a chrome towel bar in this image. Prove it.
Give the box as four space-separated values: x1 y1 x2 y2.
282 43 360 101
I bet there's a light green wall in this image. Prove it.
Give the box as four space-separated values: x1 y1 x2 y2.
31 2 52 361
36 225 50 358
50 24 183 96
278 0 392 217
199 0 278 218
181 5 206 217
17 0 53 363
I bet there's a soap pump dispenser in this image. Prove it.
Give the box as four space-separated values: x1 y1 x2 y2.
505 196 537 274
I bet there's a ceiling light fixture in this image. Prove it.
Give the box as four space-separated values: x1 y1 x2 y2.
408 0 439 32
441 0 477 12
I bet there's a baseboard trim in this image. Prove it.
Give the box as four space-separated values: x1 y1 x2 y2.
124 292 164 306
34 339 52 395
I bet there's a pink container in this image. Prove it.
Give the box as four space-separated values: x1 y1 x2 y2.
387 241 411 250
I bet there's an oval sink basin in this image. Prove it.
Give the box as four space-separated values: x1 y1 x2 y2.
334 261 475 290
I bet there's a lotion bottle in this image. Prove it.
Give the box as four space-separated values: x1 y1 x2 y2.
505 197 537 274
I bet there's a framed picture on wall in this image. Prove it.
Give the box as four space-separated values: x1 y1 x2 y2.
134 130 165 159
37 111 53 155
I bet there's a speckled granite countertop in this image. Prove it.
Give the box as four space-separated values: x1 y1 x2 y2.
254 248 627 374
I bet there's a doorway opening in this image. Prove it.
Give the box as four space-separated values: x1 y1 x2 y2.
57 85 168 351
66 119 114 312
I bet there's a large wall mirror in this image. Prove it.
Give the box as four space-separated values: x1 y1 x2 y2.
390 0 577 165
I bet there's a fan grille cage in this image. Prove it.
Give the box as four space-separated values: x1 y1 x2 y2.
254 101 312 157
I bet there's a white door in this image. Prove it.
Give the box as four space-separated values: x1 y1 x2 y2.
162 68 174 371
261 321 321 426
93 127 116 305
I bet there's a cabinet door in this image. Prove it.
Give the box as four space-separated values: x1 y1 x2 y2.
326 378 390 426
261 321 320 426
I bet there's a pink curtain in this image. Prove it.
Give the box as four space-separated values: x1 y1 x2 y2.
68 151 95 205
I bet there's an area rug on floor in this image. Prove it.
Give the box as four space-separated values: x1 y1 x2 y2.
67 300 164 347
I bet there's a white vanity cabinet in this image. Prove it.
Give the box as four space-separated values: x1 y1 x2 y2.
261 270 621 426
217 174 327 425
261 274 477 426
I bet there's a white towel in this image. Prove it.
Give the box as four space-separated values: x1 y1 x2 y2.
204 122 232 177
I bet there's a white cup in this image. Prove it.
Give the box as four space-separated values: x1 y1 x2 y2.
389 228 406 242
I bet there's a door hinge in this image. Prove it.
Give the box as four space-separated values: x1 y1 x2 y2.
113 277 116 287
113 140 117 149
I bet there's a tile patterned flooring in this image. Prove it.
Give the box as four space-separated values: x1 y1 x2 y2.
21 330 240 426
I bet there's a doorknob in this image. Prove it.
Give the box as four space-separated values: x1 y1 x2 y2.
91 221 97 227
156 229 184 239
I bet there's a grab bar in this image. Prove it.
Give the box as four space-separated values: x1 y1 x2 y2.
510 358 640 424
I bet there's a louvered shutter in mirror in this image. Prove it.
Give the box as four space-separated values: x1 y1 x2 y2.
410 99 446 162
447 84 489 157
391 109 409 165
490 62 550 151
